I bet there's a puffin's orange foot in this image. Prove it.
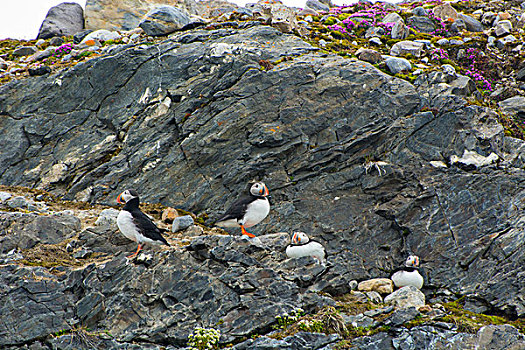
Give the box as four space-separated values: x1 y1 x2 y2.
127 244 143 259
241 226 256 238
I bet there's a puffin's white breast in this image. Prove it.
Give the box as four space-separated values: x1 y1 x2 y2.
391 269 424 289
117 210 142 243
286 241 326 263
243 198 270 227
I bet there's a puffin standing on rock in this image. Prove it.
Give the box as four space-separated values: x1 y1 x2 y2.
286 232 326 264
116 189 170 259
215 182 270 238
390 255 424 289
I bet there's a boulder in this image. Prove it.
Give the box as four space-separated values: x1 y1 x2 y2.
306 0 329 12
85 0 198 31
458 14 483 32
391 21 409 39
37 2 84 39
390 40 424 57
498 96 525 115
139 5 191 36
382 12 403 24
384 286 425 309
432 3 458 21
406 16 435 33
358 278 393 294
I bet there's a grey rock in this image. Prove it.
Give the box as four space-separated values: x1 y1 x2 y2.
365 26 384 39
0 191 11 201
306 0 329 12
343 313 376 328
382 12 403 24
366 291 383 304
81 29 121 43
451 18 467 33
495 20 512 37
436 38 449 46
0 58 7 71
349 280 358 291
385 56 412 74
412 6 427 17
496 35 517 49
49 36 64 46
12 46 38 57
458 14 483 32
356 49 382 64
481 12 497 26
406 16 435 33
369 37 382 46
73 29 93 44
384 306 420 326
139 5 191 36
171 214 195 232
73 248 91 259
95 208 120 227
390 40 425 57
28 65 52 76
37 2 84 39
7 195 31 209
385 286 425 309
432 3 458 21
31 48 54 61
364 305 394 317
449 39 464 45
498 96 525 116
390 21 409 39
517 67 525 82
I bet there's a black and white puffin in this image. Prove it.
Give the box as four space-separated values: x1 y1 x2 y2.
116 189 170 259
390 255 424 289
215 182 270 238
285 232 326 264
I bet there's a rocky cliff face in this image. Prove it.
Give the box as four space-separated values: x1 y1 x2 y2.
1 4 525 350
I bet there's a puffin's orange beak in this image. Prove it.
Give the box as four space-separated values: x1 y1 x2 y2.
260 185 269 197
117 193 123 204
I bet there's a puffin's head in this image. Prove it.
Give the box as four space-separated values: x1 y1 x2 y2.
405 255 420 267
117 189 139 204
250 182 269 197
291 231 309 245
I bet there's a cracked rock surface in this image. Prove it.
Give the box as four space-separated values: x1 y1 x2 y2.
1 23 525 348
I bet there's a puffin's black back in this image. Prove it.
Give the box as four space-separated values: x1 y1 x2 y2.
124 198 169 246
216 194 258 222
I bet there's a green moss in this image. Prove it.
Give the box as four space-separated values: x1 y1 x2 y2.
323 17 338 25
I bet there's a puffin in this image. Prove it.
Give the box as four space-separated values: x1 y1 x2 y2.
215 182 270 238
285 232 326 264
116 189 170 259
390 255 424 289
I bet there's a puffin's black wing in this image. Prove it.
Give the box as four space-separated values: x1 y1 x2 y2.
131 209 169 245
215 195 254 222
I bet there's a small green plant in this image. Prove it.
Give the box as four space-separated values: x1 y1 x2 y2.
298 319 324 333
273 308 305 330
187 327 220 350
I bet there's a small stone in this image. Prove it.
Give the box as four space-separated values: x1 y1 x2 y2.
0 191 12 202
442 64 456 75
95 208 120 227
358 278 394 294
366 291 383 304
342 313 376 328
418 305 433 313
369 37 382 46
61 54 72 62
496 35 517 49
451 18 467 33
81 30 121 44
28 65 52 76
49 37 64 46
406 16 435 33
351 291 369 303
356 48 382 64
481 12 497 26
73 29 93 44
390 21 410 40
436 38 449 46
7 196 30 209
0 58 7 71
385 57 412 74
13 46 38 57
35 39 46 47
162 207 179 223
384 285 426 309
66 242 75 253
73 249 91 259
349 280 358 291
449 39 464 45
365 26 384 39
318 39 327 47
364 305 394 317
171 215 194 232
390 40 425 57
495 20 513 37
